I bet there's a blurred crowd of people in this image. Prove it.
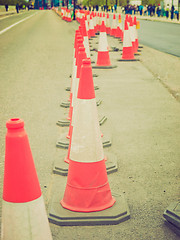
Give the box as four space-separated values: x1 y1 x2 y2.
81 4 179 21
123 4 179 20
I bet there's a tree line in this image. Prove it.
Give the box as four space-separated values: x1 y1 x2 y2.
0 0 30 7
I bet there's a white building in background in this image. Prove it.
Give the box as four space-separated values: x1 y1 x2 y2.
163 0 179 10
130 0 142 5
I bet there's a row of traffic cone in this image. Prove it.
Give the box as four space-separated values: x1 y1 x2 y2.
74 10 141 61
61 7 72 22
50 14 129 226
0 11 140 238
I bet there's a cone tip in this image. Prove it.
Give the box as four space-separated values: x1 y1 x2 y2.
6 118 24 129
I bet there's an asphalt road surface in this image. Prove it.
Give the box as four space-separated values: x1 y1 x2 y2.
138 19 180 57
0 10 179 240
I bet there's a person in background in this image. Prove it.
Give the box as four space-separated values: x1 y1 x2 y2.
111 5 114 12
175 9 179 20
165 4 169 18
171 5 174 20
114 4 117 12
157 4 161 17
5 4 8 11
16 3 19 13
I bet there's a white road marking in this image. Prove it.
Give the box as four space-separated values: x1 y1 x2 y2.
0 12 37 35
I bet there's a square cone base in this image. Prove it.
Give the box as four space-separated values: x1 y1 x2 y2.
56 114 107 127
164 220 180 236
53 152 118 176
66 85 99 91
163 202 180 230
117 58 140 62
56 132 111 149
60 98 102 108
48 192 130 226
92 65 117 69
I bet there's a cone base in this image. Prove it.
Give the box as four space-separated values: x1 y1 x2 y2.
48 192 130 226
60 101 70 108
56 118 70 127
66 84 99 91
56 132 111 149
53 152 118 176
163 202 180 230
92 65 117 69
117 59 140 62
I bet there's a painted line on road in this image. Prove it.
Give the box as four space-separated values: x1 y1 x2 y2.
0 12 38 35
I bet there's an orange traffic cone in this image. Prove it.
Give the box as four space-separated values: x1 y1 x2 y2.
129 17 136 53
67 9 72 22
48 60 130 225
2 118 53 239
89 15 95 38
118 20 139 61
61 59 115 212
106 13 111 35
65 46 87 161
110 14 117 36
93 21 117 69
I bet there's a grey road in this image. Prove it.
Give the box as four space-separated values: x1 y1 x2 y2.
0 10 179 240
138 19 180 57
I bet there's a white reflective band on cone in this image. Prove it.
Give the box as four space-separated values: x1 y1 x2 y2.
83 36 90 58
134 25 138 39
111 19 117 29
1 196 52 240
71 72 78 108
93 16 96 26
118 22 123 30
123 30 132 48
129 26 135 42
89 19 94 30
87 14 90 22
85 20 89 31
98 32 108 52
106 18 110 28
70 99 104 163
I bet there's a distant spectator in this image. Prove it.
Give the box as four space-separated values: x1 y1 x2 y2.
165 4 169 18
114 4 117 12
16 3 19 13
175 9 179 20
152 4 155 16
171 5 174 20
5 4 8 11
157 4 161 17
95 5 98 11
139 4 143 16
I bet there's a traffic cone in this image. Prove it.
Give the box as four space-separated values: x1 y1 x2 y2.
129 17 136 53
49 60 130 225
81 21 91 58
67 9 72 22
65 46 87 160
133 16 142 51
89 15 96 38
106 13 111 35
61 58 115 212
118 20 139 61
115 26 122 38
93 21 117 69
1 118 53 240
110 14 117 36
